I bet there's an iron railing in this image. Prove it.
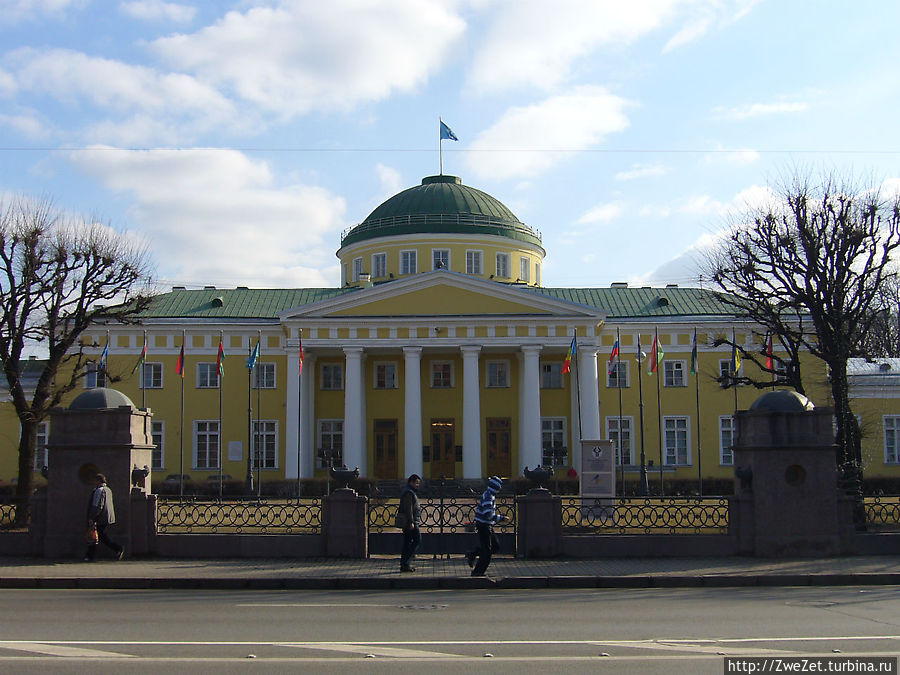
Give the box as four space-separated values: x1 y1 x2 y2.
367 495 517 535
0 496 29 530
156 497 321 534
864 495 900 531
561 496 730 534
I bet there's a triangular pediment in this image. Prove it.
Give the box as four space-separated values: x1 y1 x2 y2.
279 269 605 320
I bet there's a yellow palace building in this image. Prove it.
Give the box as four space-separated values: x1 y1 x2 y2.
3 174 900 489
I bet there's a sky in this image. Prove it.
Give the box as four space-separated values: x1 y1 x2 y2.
2 0 899 292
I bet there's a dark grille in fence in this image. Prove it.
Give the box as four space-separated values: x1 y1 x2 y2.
367 496 516 534
0 496 28 530
156 497 321 534
561 496 730 534
864 496 900 531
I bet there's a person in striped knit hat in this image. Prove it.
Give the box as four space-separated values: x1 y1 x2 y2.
466 475 506 577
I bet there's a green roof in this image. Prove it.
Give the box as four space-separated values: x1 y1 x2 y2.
528 286 737 318
340 175 543 249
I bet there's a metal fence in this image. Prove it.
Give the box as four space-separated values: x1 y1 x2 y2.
367 495 517 535
561 496 730 534
0 496 28 530
156 497 322 534
864 496 900 532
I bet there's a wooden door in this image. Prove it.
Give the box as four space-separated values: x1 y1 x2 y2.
430 419 455 480
486 417 511 478
373 419 398 479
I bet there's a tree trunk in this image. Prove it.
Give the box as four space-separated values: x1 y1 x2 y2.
829 361 865 528
13 419 37 528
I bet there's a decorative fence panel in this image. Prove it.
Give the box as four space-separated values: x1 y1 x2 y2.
560 496 730 535
864 496 900 532
367 495 517 535
156 497 322 534
0 496 28 530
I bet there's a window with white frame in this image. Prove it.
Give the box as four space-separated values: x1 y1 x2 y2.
486 360 509 387
321 363 343 390
719 416 734 466
433 249 449 270
400 250 417 275
151 420 165 470
341 263 348 286
374 362 397 389
352 257 363 281
197 363 219 388
253 362 276 389
884 416 900 464
496 252 510 278
141 362 162 389
372 252 387 278
194 420 219 469
519 257 530 282
607 416 633 466
541 362 562 389
719 358 742 384
466 250 483 275
541 418 566 466
664 360 686 387
607 361 629 388
253 420 278 469
33 422 49 471
318 419 343 468
431 361 453 388
84 363 106 388
664 416 690 465
535 262 541 286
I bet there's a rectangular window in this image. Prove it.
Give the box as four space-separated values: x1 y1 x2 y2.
719 358 742 385
885 416 900 464
197 363 219 388
719 416 734 466
541 362 562 389
607 361 629 388
151 420 165 470
466 250 483 275
607 416 633 466
253 362 276 389
431 361 453 388
486 360 509 387
535 262 541 286
432 249 449 270
400 250 417 275
84 363 106 389
541 418 566 466
496 253 510 278
318 419 344 469
372 252 387 278
664 416 690 466
352 257 363 281
519 257 530 282
33 422 49 472
374 362 397 389
194 420 219 470
321 363 343 390
141 362 163 389
664 360 686 387
253 420 278 470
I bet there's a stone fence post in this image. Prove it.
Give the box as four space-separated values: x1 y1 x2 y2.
517 488 562 558
322 488 368 558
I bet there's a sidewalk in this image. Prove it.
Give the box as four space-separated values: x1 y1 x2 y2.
0 554 898 590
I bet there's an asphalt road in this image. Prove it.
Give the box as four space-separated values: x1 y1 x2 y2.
0 586 898 674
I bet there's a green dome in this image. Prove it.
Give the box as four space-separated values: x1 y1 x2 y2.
340 175 542 249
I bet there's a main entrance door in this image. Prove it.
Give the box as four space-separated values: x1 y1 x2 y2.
486 417 511 478
430 419 455 480
374 419 398 479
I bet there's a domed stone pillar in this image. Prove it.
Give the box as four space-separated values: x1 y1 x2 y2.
43 388 154 559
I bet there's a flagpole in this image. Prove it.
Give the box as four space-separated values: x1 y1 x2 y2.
693 328 702 496
573 334 583 444
256 329 262 499
636 334 648 496
179 330 185 501
297 329 303 500
615 328 624 495
246 336 254 495
732 327 739 415
218 330 223 500
141 330 146 409
654 327 664 496
439 117 443 175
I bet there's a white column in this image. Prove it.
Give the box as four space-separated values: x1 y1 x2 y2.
519 345 543 475
343 347 365 475
301 354 316 478
461 345 482 479
285 347 301 479
403 346 423 478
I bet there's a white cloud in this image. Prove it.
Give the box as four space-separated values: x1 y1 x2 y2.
465 86 631 180
119 0 196 23
150 0 466 115
576 201 624 225
375 163 404 198
663 0 760 52
704 145 760 166
712 101 808 121
1 0 84 23
615 163 667 181
0 112 49 138
67 147 347 288
0 68 16 96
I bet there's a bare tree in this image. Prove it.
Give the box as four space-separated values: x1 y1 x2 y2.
0 196 155 523
857 276 900 358
706 172 900 516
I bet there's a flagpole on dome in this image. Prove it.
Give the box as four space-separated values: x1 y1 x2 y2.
439 118 458 176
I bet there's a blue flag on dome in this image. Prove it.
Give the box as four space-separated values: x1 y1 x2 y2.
440 120 458 141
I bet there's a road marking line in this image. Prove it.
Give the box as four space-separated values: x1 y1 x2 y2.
236 603 393 607
0 642 134 658
279 643 462 658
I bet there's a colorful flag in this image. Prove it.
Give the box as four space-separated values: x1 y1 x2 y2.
132 333 147 375
648 334 664 374
246 340 260 370
607 340 620 375
731 339 742 375
298 331 304 376
690 329 698 375
216 339 225 378
765 333 774 371
99 336 109 372
175 341 185 378
562 336 576 374
440 120 458 141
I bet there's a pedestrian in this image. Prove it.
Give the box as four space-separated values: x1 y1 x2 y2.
466 475 506 577
84 474 124 562
398 473 422 572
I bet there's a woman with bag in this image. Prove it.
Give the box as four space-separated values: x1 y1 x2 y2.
84 474 124 562
398 474 421 572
